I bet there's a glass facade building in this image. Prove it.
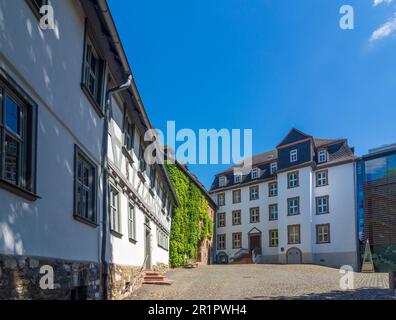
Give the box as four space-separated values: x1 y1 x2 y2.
357 145 396 272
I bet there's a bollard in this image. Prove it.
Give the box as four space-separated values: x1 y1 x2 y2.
389 271 396 291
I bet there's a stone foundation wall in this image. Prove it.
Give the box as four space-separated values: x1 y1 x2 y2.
107 263 144 300
0 254 100 300
152 263 169 274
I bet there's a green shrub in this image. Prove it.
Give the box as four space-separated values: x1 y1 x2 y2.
166 162 213 267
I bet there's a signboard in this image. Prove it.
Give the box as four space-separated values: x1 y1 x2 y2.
361 239 375 273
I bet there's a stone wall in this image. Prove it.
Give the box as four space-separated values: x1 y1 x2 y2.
107 263 144 300
152 263 169 274
0 254 100 300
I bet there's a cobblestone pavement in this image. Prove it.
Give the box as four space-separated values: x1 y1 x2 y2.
130 264 396 300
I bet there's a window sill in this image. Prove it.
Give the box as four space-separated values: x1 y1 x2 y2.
110 230 123 238
0 179 40 202
73 214 98 228
316 184 329 188
122 146 135 164
129 238 137 244
149 188 155 197
316 212 330 215
80 83 105 118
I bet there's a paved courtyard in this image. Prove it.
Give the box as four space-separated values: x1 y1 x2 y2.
131 264 396 300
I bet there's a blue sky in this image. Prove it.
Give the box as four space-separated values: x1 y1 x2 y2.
108 0 396 188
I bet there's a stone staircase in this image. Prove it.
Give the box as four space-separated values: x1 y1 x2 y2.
143 270 173 285
229 254 253 264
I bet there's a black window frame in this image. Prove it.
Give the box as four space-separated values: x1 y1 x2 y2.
73 145 98 226
81 20 106 117
0 70 38 201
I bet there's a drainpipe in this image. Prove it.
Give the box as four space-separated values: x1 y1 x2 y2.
101 75 132 300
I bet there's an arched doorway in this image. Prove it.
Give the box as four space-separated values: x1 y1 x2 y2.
286 247 302 264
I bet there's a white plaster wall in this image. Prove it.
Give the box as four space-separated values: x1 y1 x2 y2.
277 166 313 257
312 163 357 254
107 97 171 267
0 0 102 262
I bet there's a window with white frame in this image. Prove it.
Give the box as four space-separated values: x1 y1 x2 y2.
290 149 298 162
316 170 328 187
250 186 259 200
251 168 259 179
269 204 278 221
217 234 226 250
74 147 96 223
316 196 329 214
157 230 169 250
218 212 226 227
232 210 242 225
270 162 278 174
232 189 241 203
269 182 278 197
318 150 328 163
232 233 242 249
288 197 300 216
269 229 279 247
288 225 301 244
234 173 241 184
250 207 260 223
316 224 330 244
110 186 121 234
128 203 136 241
218 193 225 206
288 171 299 188
219 176 226 187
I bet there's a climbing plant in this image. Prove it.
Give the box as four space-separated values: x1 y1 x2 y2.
166 161 214 267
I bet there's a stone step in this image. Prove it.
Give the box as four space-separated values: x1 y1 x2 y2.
143 279 173 285
144 276 166 281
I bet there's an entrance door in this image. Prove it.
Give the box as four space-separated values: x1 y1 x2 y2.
144 224 151 270
249 235 262 255
287 247 302 264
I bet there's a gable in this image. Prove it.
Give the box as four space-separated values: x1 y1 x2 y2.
277 128 312 148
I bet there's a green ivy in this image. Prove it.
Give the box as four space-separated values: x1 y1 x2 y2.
166 162 214 267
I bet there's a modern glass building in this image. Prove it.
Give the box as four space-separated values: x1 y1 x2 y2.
357 144 396 272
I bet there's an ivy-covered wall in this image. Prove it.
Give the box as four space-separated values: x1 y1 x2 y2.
166 162 214 267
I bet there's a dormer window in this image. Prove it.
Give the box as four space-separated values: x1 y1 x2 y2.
270 162 277 174
251 168 259 180
290 149 298 162
318 150 328 163
219 176 227 187
234 173 242 184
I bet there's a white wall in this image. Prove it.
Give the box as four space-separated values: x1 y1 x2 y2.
0 0 103 262
107 94 171 268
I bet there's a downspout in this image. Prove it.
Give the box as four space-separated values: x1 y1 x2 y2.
101 75 132 300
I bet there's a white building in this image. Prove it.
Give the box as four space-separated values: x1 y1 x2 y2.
210 129 359 270
0 0 176 300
